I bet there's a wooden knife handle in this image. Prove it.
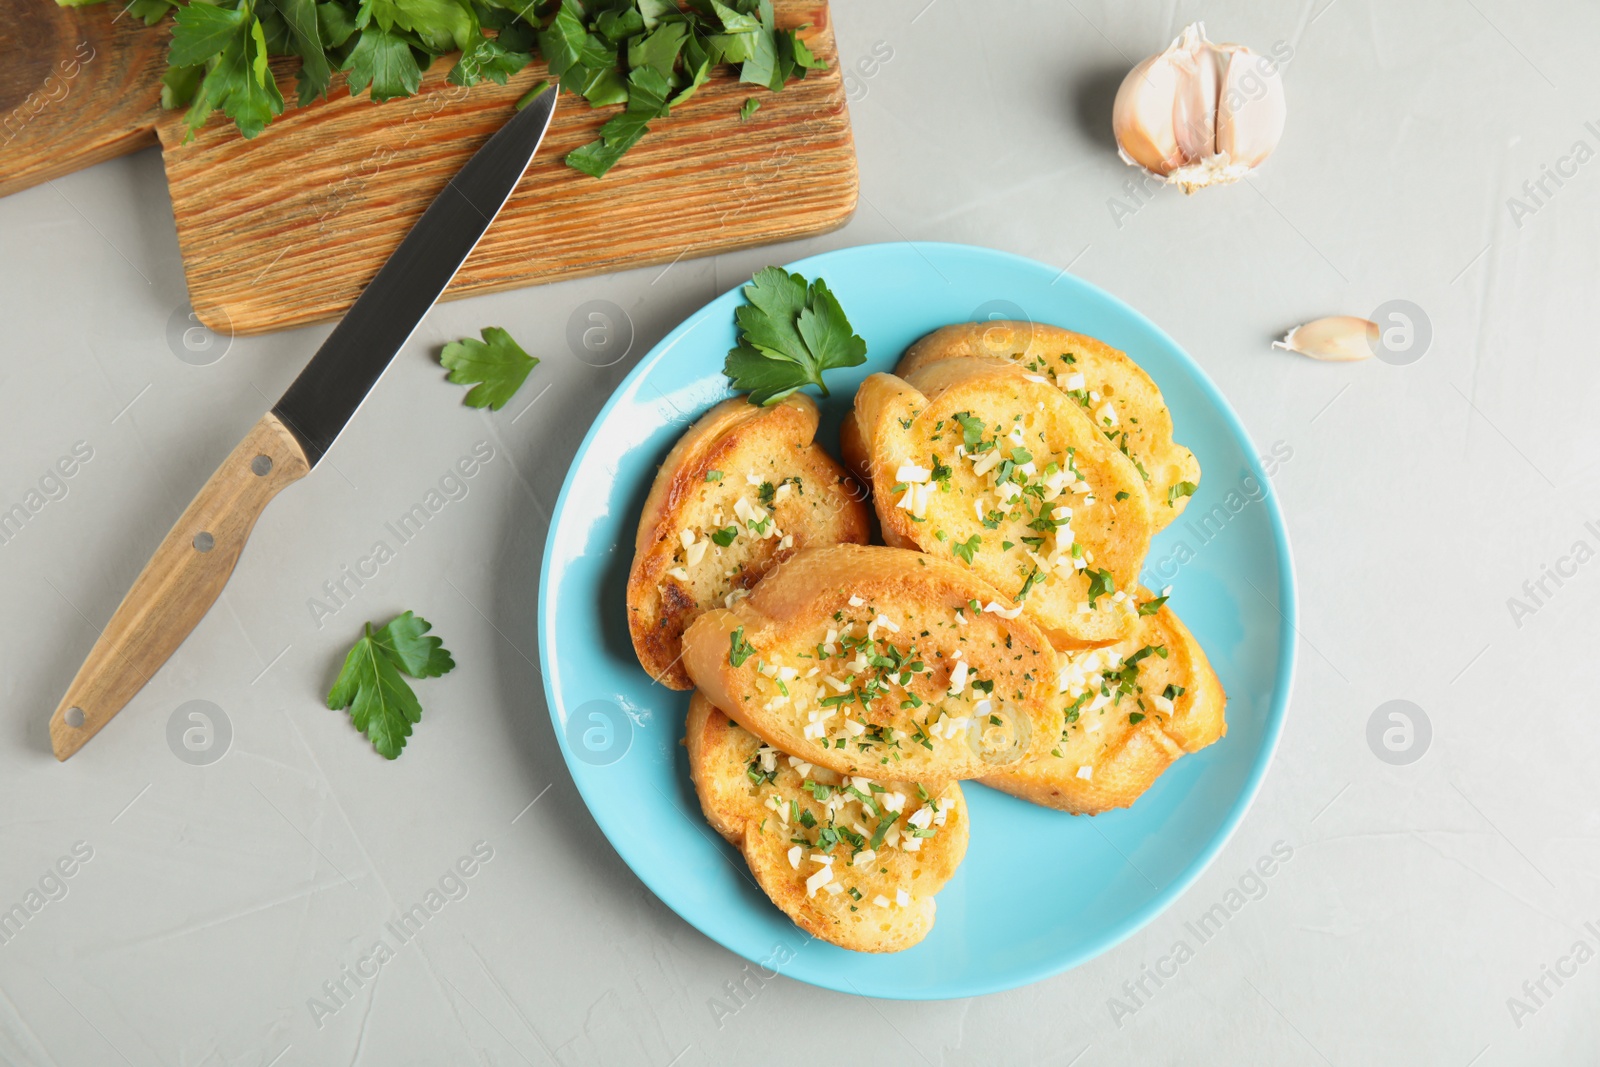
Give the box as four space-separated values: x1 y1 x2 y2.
49 413 310 760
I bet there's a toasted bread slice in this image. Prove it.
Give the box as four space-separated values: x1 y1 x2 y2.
680 543 1062 787
982 591 1226 814
841 358 1154 649
686 691 969 952
628 395 870 689
899 323 1201 529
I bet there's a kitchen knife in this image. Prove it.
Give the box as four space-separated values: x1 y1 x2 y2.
48 86 559 761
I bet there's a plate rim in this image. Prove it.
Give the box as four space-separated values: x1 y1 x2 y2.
537 240 1297 1000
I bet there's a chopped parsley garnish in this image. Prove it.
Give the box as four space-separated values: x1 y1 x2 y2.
1016 568 1043 601
869 810 900 850
705 470 724 483
952 411 989 452
1128 712 1146 724
1168 480 1199 507
729 627 756 667
1086 568 1116 608
711 525 739 547
951 534 982 565
1139 594 1169 615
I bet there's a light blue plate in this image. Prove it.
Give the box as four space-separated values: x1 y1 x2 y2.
538 242 1295 999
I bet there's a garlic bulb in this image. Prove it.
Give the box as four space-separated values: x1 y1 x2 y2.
1112 23 1287 193
1272 317 1378 362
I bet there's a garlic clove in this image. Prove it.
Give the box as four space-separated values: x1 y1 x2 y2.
1272 317 1379 362
1112 22 1287 193
1112 52 1184 174
1169 25 1220 166
1216 47 1288 170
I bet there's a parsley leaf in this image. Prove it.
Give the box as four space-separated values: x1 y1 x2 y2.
1139 593 1169 616
439 327 539 410
1168 480 1199 507
326 611 456 759
740 96 760 121
342 25 421 105
951 534 981 565
729 627 756 667
566 66 674 177
724 267 867 405
1086 568 1116 608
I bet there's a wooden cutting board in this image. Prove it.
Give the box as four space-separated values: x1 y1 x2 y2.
0 0 855 334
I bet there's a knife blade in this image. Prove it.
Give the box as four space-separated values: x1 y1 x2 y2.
276 86 558 464
48 86 559 760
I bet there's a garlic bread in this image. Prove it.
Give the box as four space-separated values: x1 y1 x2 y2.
680 543 1062 787
842 358 1154 649
982 590 1226 814
899 322 1201 528
686 691 968 953
628 395 870 689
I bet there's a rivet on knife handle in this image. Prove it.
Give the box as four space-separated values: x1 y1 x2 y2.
49 414 310 760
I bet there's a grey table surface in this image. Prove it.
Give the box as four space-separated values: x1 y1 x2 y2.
3 1 1598 1064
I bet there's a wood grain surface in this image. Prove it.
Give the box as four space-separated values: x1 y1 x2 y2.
0 0 168 197
153 1 856 334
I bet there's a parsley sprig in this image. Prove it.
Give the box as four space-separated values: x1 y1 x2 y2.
439 327 539 410
724 267 867 405
326 611 456 759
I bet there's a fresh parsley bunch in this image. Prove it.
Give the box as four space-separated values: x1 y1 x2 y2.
62 0 825 175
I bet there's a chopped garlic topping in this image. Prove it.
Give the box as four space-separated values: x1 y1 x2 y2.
1076 765 1093 780
686 540 708 566
948 660 970 696
668 567 689 581
983 600 1023 620
787 845 802 869
805 865 833 896
895 463 931 483
848 595 865 607
972 449 1003 477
